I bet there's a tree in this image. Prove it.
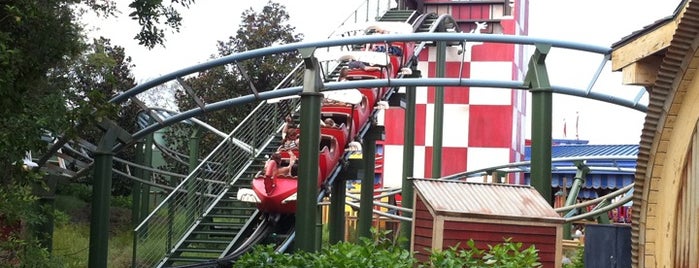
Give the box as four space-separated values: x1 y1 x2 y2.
50 37 140 195
166 1 303 158
126 0 195 49
0 1 140 264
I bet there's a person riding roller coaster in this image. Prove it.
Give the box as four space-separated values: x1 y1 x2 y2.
347 59 381 72
263 152 296 193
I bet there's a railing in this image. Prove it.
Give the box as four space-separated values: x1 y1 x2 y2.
132 1 397 266
132 67 304 267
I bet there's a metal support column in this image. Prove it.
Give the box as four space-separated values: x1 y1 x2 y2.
563 161 588 239
34 175 58 253
400 69 420 248
141 130 153 222
88 127 118 268
595 199 611 224
329 167 349 244
432 41 446 178
188 127 202 173
296 47 323 252
187 126 202 216
132 142 144 228
359 125 381 239
524 44 553 204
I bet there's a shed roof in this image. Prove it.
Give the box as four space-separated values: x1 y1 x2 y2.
413 179 563 223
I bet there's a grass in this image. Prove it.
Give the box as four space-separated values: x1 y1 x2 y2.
52 220 134 267
51 194 135 268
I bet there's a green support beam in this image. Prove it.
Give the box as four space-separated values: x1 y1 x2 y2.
431 41 446 178
524 43 553 205
596 200 612 224
296 47 323 252
359 125 382 239
563 161 588 239
328 166 348 244
88 126 118 268
400 68 420 249
187 126 202 217
141 130 153 224
132 142 144 228
33 175 58 253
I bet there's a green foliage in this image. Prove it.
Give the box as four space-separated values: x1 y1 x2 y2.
127 0 195 49
52 221 134 267
56 183 93 203
429 241 482 267
429 238 542 268
235 229 416 268
564 246 584 268
1 2 140 266
235 231 543 268
166 1 303 159
111 195 132 209
0 237 64 268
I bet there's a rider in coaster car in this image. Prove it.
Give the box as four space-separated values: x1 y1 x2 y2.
347 59 381 72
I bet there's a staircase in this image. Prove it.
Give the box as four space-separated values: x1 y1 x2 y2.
378 9 419 24
160 137 282 266
133 1 401 267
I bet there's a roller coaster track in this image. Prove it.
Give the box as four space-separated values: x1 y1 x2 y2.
27 2 645 267
132 7 463 268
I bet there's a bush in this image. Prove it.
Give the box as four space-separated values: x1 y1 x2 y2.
429 238 542 267
563 246 584 268
234 230 542 268
55 183 92 203
235 229 416 267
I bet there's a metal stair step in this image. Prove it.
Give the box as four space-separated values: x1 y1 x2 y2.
190 230 236 236
166 256 216 263
175 248 224 254
206 214 252 219
197 221 244 228
183 239 232 245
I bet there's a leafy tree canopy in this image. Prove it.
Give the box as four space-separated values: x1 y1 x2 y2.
126 0 195 49
1 0 139 263
167 1 303 157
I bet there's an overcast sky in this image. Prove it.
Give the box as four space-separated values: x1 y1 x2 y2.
86 0 682 144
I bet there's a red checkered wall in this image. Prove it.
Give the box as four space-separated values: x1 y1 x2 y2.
379 0 529 187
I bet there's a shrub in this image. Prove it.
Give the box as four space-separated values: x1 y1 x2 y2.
563 246 584 268
55 183 92 203
429 238 542 268
235 229 416 267
235 230 542 268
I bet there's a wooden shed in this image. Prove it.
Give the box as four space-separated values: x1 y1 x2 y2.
411 179 564 267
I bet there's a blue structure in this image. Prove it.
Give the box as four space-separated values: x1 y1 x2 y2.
524 139 638 199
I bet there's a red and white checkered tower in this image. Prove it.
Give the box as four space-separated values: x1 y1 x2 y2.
380 0 529 187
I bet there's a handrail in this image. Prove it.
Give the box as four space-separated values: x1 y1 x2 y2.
134 1 398 266
555 183 634 213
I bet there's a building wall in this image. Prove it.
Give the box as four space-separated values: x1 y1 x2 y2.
632 2 699 265
411 195 435 263
643 53 699 267
382 0 528 187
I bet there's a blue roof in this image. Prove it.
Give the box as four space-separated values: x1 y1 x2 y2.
524 143 639 197
525 144 639 160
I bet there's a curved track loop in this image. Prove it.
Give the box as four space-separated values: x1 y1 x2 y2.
33 3 647 266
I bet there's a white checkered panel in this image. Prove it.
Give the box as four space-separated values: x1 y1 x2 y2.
423 104 470 147
466 147 511 172
469 61 514 105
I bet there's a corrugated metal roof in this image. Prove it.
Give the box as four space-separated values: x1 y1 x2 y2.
524 144 639 160
413 179 563 223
